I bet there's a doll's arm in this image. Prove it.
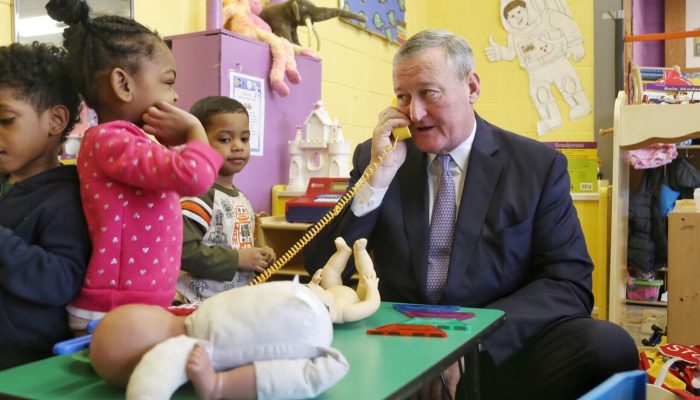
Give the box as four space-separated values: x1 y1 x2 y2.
254 347 349 399
126 335 206 400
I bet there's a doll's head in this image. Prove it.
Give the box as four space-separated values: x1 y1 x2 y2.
90 304 186 387
46 0 178 126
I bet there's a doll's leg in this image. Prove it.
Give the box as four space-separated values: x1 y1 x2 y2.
353 238 378 300
186 343 256 400
186 343 218 399
353 238 374 276
319 237 352 289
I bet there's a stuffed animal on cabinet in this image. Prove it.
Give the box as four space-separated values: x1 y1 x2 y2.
223 0 317 97
259 0 367 50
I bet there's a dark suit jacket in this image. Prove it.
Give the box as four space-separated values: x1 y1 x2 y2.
304 116 594 365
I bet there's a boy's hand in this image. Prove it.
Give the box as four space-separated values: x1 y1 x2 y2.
260 245 276 264
142 101 208 147
238 247 273 272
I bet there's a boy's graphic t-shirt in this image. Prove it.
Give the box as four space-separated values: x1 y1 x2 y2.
177 186 256 302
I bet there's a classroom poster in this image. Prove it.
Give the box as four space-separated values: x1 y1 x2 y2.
229 71 265 156
341 0 406 44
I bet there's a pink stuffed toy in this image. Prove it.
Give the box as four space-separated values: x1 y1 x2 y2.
223 0 316 97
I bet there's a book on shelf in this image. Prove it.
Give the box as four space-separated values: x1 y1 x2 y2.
544 141 598 193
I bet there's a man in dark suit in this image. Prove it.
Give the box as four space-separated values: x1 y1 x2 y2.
305 29 638 399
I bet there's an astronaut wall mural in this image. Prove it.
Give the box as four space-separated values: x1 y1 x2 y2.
485 0 591 136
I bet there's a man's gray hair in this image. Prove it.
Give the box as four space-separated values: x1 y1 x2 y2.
393 29 474 80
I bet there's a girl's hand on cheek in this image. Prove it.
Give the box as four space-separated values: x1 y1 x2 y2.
142 102 206 146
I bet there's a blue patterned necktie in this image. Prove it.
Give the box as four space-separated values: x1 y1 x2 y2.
426 154 456 304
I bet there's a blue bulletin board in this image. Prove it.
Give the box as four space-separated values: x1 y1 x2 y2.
341 0 406 44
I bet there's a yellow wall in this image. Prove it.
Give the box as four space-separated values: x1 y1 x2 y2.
1 0 12 46
134 0 204 38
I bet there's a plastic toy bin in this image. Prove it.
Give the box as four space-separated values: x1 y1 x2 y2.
626 278 663 301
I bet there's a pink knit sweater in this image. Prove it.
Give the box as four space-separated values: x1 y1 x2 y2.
71 121 223 312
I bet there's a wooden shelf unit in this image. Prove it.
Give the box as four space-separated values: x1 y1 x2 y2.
667 205 700 344
625 300 667 307
608 91 700 331
258 215 311 277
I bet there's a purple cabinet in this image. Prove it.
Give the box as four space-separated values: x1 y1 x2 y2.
167 29 322 212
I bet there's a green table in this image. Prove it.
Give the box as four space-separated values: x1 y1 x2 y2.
0 303 504 399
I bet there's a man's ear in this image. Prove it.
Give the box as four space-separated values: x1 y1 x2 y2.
48 105 69 137
466 70 480 104
110 67 134 103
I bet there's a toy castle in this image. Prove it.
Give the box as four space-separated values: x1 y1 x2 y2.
286 101 351 193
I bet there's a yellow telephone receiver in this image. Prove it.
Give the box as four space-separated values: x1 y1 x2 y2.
390 97 412 141
250 100 411 284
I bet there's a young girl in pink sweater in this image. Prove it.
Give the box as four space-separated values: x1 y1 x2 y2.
46 0 223 331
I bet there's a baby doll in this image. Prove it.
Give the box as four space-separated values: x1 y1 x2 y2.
90 280 349 399
223 0 317 97
307 237 381 323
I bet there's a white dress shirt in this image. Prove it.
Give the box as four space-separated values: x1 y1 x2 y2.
351 123 477 220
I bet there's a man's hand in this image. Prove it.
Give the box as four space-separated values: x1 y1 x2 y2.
367 106 409 188
142 101 208 147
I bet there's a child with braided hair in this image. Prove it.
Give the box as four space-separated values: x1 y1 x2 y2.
45 0 223 333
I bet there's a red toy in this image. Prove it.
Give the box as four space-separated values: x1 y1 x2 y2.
367 324 447 338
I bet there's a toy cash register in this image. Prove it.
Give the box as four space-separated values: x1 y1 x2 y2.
285 177 349 223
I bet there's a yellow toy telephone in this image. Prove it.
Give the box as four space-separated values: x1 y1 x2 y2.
250 102 411 284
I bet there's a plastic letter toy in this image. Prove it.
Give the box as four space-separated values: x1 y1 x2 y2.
366 324 447 338
393 304 460 313
404 318 471 332
403 311 476 320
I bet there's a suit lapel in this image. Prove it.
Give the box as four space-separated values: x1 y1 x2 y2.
398 141 429 293
444 117 503 301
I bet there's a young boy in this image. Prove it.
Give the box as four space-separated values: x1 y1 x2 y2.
176 96 275 303
0 42 90 369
